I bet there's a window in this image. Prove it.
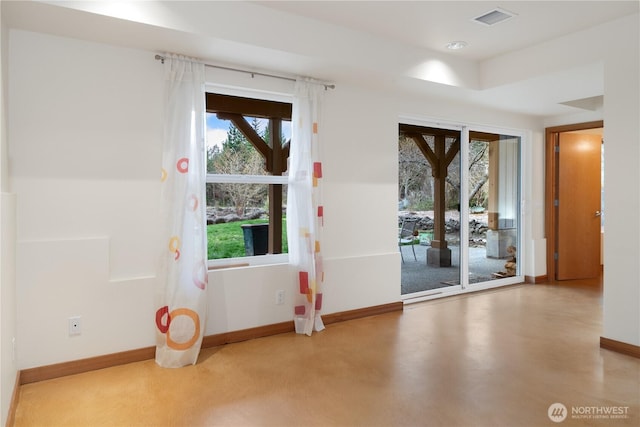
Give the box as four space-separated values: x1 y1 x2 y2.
206 93 292 266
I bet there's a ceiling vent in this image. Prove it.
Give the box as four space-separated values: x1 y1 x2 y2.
472 8 516 26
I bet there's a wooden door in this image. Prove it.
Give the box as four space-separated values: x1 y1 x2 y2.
556 133 601 280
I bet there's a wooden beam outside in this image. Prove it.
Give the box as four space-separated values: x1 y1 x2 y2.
431 135 448 248
216 113 272 163
407 133 438 172
269 185 283 254
399 123 460 139
281 141 290 170
268 119 284 254
269 119 284 173
443 139 460 168
399 124 496 143
469 131 500 142
206 93 292 119
401 126 458 251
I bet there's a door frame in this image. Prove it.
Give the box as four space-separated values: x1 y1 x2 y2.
545 120 603 281
400 114 526 303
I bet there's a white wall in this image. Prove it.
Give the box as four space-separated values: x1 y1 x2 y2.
601 15 640 346
9 29 546 370
8 30 403 368
10 30 162 368
541 14 640 347
0 194 16 427
0 6 18 426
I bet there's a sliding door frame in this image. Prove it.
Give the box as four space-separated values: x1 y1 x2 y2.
400 116 526 303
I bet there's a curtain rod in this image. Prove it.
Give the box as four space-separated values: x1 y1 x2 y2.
154 54 335 90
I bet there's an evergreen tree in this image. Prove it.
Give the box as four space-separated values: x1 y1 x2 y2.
211 117 269 214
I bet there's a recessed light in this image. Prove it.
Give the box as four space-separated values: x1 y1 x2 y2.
446 41 468 50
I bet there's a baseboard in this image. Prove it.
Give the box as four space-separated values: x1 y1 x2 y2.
322 301 404 325
6 371 21 427
20 347 156 385
18 302 403 385
201 321 295 348
600 336 640 359
525 275 548 284
202 301 403 346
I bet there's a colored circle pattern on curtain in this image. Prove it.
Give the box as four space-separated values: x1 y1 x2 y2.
287 80 326 336
156 55 208 368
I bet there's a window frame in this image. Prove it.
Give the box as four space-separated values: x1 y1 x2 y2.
205 87 293 270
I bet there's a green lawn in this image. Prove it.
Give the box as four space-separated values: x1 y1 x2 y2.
207 218 288 259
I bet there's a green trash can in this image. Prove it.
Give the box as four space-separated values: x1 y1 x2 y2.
241 223 269 256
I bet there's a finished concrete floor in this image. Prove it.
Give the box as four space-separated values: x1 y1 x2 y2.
14 277 639 427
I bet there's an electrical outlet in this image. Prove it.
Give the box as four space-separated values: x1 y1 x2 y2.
275 290 285 305
69 316 81 336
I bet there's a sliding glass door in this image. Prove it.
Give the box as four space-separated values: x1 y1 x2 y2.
399 124 461 295
399 121 522 299
466 130 521 286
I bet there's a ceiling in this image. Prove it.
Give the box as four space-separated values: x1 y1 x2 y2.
255 1 638 62
3 1 639 118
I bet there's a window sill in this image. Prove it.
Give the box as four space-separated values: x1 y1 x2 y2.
207 253 289 271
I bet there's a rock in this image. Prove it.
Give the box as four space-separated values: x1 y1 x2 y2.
398 212 489 246
244 209 266 220
223 214 241 223
206 207 269 225
417 217 434 230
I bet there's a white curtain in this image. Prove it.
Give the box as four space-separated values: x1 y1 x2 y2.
156 55 208 367
287 80 325 336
